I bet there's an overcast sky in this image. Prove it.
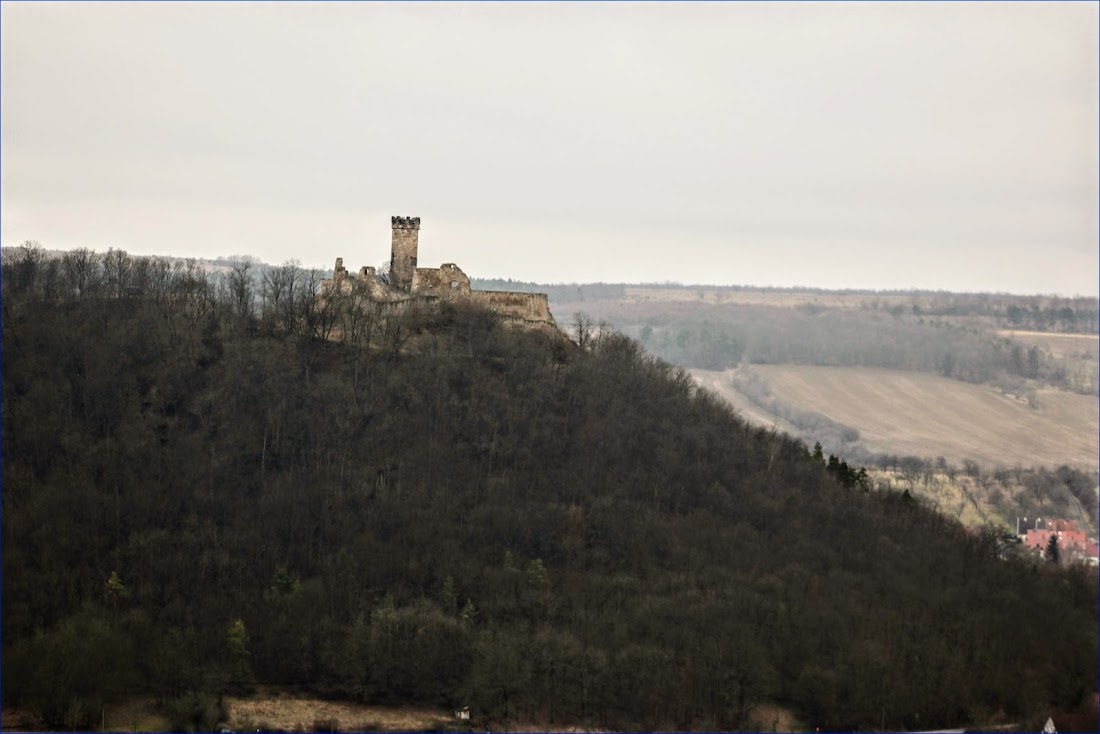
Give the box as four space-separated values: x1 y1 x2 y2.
2 2 1097 295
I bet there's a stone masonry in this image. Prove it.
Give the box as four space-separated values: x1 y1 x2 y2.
390 216 420 291
322 216 556 328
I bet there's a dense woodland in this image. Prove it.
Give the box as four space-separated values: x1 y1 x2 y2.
3 246 1098 732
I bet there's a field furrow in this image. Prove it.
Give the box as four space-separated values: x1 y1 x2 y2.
695 365 1099 468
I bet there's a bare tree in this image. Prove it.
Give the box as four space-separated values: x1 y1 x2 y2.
225 257 257 318
61 248 101 299
572 312 593 350
376 260 392 285
102 248 133 299
262 259 302 333
4 240 46 296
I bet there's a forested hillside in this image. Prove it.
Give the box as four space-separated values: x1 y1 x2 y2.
3 246 1098 732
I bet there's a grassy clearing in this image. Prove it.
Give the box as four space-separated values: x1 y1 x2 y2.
225 691 450 733
744 704 806 733
695 365 1098 469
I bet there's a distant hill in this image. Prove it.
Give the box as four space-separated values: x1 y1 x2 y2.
472 277 1100 335
2 248 1097 732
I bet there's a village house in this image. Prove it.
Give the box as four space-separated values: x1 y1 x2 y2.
1019 518 1099 565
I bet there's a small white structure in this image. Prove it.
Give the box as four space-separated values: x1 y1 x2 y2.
455 706 471 721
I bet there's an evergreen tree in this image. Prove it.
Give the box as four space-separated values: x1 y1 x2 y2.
1046 535 1061 564
226 619 253 693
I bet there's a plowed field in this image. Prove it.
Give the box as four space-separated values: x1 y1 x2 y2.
693 366 1099 468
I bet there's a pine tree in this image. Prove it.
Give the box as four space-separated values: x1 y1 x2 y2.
1046 535 1061 564
226 619 253 692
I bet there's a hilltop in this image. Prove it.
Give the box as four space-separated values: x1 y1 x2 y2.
2 246 1098 732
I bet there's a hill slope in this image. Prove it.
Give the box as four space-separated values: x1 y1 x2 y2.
2 251 1097 732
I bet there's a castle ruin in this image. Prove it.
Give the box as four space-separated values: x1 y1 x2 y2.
322 216 556 327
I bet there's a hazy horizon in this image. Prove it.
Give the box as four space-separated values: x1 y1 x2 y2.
3 2 1098 296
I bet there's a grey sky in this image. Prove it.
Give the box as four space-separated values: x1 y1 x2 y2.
2 2 1097 295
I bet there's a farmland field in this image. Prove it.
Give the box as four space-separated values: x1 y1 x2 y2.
996 329 1099 359
693 365 1099 469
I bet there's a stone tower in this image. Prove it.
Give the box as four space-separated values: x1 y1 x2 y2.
390 216 420 291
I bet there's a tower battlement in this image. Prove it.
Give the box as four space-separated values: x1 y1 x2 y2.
391 216 421 230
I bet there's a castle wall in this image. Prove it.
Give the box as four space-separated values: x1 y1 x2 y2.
323 257 355 295
323 260 403 302
412 264 472 300
360 268 402 302
470 290 555 324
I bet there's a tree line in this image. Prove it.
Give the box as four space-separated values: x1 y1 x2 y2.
470 278 1099 335
615 305 1094 394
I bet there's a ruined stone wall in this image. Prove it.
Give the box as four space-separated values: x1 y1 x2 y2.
321 216 557 333
359 267 402 302
470 290 555 325
412 264 472 300
390 216 420 291
323 259 405 302
322 257 355 296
